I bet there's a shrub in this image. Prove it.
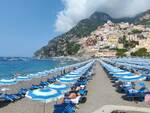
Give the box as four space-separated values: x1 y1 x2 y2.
132 29 142 34
131 48 150 57
116 49 127 57
66 42 81 55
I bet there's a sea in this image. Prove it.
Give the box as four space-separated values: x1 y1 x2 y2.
0 57 78 80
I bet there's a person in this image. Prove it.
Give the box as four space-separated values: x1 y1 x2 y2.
64 90 81 104
131 82 135 89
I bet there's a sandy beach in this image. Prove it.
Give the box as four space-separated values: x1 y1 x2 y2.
0 62 150 113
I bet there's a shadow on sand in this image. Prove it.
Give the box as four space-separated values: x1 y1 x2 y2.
0 101 10 108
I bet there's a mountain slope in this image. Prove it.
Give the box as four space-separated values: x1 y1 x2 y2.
34 10 150 58
135 10 150 25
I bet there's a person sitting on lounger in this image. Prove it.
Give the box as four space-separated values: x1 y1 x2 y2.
63 90 81 104
62 85 87 104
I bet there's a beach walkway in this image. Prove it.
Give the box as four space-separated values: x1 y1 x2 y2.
77 62 150 113
0 62 150 113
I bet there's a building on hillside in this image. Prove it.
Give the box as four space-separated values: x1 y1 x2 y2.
117 43 124 49
107 35 118 47
133 25 145 31
119 22 130 29
86 38 97 46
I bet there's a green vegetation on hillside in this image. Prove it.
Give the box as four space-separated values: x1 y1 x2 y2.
132 29 142 34
138 19 150 25
66 42 81 55
116 48 127 57
131 48 150 57
69 19 106 38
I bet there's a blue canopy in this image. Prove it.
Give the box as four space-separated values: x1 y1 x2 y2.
118 75 146 82
48 83 70 93
0 78 17 85
26 88 64 103
112 71 133 77
64 74 81 78
57 77 77 84
16 76 31 81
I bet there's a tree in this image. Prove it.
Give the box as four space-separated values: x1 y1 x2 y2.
131 48 150 57
66 42 81 55
116 49 127 57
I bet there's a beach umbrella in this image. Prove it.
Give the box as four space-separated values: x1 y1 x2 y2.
26 88 63 113
38 72 49 77
28 73 40 78
112 71 133 77
0 78 17 85
57 77 77 84
118 75 146 82
64 74 81 78
109 69 125 75
16 76 31 81
48 83 70 93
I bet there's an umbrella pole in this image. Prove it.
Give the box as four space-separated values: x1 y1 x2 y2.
43 103 46 113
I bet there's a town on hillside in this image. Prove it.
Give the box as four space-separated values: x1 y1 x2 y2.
78 21 150 57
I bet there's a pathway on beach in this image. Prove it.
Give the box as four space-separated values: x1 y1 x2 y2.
77 62 149 113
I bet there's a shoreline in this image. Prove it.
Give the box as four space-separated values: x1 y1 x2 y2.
0 66 74 94
0 59 90 94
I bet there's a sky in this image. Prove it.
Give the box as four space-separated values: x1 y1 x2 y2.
0 0 63 57
0 0 150 57
56 0 150 32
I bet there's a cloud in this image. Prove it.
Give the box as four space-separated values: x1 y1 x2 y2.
55 0 150 32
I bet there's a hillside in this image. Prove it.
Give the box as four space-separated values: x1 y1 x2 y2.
34 10 150 58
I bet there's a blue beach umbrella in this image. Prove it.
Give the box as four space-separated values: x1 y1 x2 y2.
37 72 47 76
69 71 82 75
26 88 63 102
26 88 64 113
109 69 125 74
16 76 31 81
57 77 77 84
118 75 146 82
112 71 133 77
64 74 81 78
28 73 40 78
0 78 17 85
48 83 70 93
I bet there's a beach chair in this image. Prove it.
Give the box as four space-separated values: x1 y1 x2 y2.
78 89 88 96
53 103 67 113
30 84 43 90
125 89 145 101
47 78 56 83
63 103 75 113
0 94 14 102
0 94 21 102
146 76 150 81
18 88 28 95
116 83 132 93
39 81 49 87
53 103 75 113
